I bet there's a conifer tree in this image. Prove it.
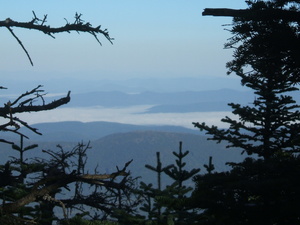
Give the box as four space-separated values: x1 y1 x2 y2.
139 142 200 225
192 1 300 224
193 0 300 160
0 135 42 223
203 156 214 175
139 152 173 222
159 141 200 225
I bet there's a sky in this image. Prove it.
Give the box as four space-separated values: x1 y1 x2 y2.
0 1 248 81
0 1 249 128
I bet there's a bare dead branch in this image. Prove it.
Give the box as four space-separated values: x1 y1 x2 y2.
0 88 70 141
2 90 70 115
1 13 113 43
202 8 300 22
0 160 132 214
1 12 113 66
12 117 42 135
6 26 33 66
10 85 44 107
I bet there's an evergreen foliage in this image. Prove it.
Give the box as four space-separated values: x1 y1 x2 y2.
4 1 300 224
140 152 173 221
203 156 214 174
0 139 137 225
194 0 300 160
138 142 201 225
192 155 300 224
192 1 300 224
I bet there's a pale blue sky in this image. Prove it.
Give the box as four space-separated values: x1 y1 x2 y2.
0 1 247 81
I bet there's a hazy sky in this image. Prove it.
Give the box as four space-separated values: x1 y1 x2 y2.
0 1 247 81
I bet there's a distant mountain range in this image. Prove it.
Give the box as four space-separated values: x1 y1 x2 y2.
0 121 245 184
87 130 244 180
0 76 245 94
0 88 256 115
2 76 299 115
2 121 200 142
62 89 254 109
0 76 298 185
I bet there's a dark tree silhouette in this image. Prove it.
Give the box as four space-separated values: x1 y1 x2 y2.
194 0 300 160
0 10 137 225
192 1 300 224
137 142 200 225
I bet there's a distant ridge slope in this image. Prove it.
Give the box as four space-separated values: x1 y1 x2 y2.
0 128 244 183
2 121 200 142
88 130 244 181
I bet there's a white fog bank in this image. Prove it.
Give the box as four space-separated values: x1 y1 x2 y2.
18 105 236 129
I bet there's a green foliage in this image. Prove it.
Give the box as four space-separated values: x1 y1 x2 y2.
164 142 200 188
192 1 300 224
0 139 138 225
145 152 173 191
203 156 214 174
192 155 300 224
194 0 300 160
137 142 201 225
59 213 119 225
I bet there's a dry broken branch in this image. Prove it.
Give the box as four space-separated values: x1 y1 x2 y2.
0 160 132 214
202 8 300 22
1 90 70 116
0 12 113 65
0 87 71 141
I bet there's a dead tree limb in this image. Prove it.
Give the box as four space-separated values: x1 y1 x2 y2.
1 12 113 65
0 86 71 140
1 160 132 214
0 14 113 44
0 89 70 116
202 8 300 22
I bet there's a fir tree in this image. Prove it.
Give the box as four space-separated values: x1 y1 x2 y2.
203 156 214 175
139 142 200 225
139 152 173 223
158 142 200 225
192 1 300 224
194 0 300 160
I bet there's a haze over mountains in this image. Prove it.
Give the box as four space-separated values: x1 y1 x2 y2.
3 76 299 113
1 76 245 94
1 77 256 113
1 75 293 181
0 121 245 183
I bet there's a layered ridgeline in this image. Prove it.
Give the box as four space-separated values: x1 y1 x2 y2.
0 121 244 183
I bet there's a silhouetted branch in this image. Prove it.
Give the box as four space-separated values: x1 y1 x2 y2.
0 86 71 141
202 8 300 21
0 160 132 214
10 85 45 107
1 90 70 116
6 26 33 66
1 11 113 65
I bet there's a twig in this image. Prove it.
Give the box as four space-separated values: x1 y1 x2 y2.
6 26 33 66
1 12 113 66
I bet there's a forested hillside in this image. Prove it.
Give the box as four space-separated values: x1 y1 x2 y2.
0 128 244 183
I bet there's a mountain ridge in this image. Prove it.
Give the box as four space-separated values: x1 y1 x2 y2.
0 123 245 184
2 121 201 142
